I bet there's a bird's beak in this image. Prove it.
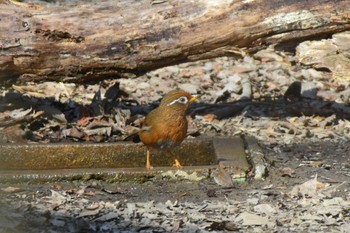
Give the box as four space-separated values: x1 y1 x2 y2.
189 94 200 103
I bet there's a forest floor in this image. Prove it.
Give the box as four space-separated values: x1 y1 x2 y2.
1 32 350 232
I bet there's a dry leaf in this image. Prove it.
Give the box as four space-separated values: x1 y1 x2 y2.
1 186 23 193
203 114 215 122
290 174 327 198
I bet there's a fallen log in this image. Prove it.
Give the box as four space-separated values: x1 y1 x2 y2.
0 0 349 83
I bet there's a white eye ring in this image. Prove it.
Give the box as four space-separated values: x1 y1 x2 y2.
167 96 188 106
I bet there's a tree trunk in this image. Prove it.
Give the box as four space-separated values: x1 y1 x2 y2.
1 0 349 83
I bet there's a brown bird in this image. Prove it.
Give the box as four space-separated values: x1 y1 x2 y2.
139 89 199 169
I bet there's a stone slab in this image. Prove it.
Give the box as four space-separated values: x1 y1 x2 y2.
0 137 250 181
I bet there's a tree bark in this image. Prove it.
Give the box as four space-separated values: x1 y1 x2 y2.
1 0 349 83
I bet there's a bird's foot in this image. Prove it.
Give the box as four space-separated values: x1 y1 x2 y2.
173 159 183 169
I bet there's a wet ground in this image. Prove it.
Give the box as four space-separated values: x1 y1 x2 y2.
1 140 350 233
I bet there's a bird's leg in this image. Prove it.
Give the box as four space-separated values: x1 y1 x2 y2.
174 159 182 169
169 150 182 169
146 148 153 170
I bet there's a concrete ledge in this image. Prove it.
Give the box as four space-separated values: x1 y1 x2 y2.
0 137 250 181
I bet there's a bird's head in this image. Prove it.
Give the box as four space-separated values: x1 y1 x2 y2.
159 89 199 112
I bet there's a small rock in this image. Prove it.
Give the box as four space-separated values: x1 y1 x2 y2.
301 81 318 99
240 79 252 100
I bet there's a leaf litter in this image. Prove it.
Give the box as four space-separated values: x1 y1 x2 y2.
1 32 350 232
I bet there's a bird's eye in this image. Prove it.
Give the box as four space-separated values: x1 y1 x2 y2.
167 96 189 106
177 96 188 104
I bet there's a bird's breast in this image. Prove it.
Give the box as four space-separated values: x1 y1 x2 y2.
139 115 188 149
